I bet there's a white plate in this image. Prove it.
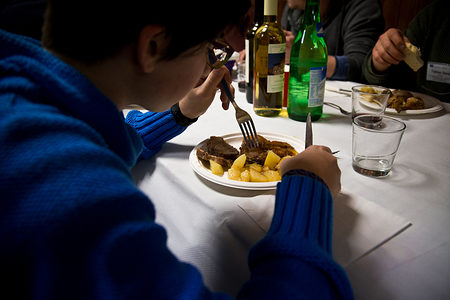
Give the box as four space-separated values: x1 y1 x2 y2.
189 132 303 190
360 91 443 115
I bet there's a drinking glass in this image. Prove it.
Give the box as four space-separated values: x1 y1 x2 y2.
352 85 390 120
352 115 406 177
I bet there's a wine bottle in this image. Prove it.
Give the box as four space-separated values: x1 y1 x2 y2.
245 0 264 103
287 0 327 122
253 0 286 117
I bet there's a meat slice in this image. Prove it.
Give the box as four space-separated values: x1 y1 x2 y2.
196 136 239 169
240 135 297 165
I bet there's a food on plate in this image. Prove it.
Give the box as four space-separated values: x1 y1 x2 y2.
358 85 425 112
196 135 297 182
239 135 297 165
209 160 224 176
360 86 377 94
387 89 425 112
231 153 247 169
264 150 281 169
359 86 391 103
403 41 424 72
227 151 284 182
196 136 239 169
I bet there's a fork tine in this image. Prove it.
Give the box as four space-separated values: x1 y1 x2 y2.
241 123 254 148
243 121 258 148
248 119 259 147
238 123 251 148
242 123 253 148
243 122 256 148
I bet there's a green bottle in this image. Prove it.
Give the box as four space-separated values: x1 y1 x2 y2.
287 0 327 122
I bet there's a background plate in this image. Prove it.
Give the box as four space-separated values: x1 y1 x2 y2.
189 132 303 190
360 91 443 115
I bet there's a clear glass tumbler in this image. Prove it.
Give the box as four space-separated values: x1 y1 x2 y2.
352 115 406 177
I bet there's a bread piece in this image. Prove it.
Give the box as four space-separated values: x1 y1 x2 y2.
403 42 424 72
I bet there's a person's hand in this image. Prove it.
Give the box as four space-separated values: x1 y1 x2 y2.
284 30 295 64
178 66 232 119
372 28 410 73
280 145 341 196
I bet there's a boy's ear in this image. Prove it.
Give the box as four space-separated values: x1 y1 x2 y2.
136 25 167 73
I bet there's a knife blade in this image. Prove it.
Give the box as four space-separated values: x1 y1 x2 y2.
305 112 313 148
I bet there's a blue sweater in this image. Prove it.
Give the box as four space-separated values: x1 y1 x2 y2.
0 29 353 299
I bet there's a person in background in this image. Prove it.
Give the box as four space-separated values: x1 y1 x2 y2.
0 0 248 52
362 0 450 102
282 0 384 81
0 0 353 299
0 0 46 40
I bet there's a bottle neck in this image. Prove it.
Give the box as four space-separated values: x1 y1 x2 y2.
263 0 277 19
263 15 277 23
302 0 321 26
254 0 264 24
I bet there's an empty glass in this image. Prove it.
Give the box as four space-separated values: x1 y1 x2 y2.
352 115 406 177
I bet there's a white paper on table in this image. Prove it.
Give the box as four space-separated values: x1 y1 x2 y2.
237 189 412 268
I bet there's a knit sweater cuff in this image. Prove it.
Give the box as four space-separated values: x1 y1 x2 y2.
248 175 353 299
125 109 187 159
170 103 198 126
270 174 333 254
330 55 349 81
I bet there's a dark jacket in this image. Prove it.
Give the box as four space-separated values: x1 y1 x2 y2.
282 0 384 82
362 0 450 102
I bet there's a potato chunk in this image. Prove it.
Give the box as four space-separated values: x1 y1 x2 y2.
231 154 247 170
228 168 241 181
240 169 250 182
248 163 263 172
250 169 268 182
209 160 224 176
264 150 281 169
263 170 281 181
275 155 292 170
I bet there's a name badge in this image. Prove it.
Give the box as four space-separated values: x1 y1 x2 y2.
426 62 450 84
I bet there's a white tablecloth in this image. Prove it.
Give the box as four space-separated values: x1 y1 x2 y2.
129 81 450 300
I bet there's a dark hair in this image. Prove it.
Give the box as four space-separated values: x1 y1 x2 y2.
42 0 251 63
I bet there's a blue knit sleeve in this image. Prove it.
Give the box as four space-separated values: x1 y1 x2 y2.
331 55 350 81
125 108 188 159
240 174 354 299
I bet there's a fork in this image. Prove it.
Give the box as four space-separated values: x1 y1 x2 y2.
324 102 351 116
208 53 259 148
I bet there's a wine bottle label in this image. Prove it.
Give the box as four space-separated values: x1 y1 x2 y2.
308 66 327 107
267 43 286 93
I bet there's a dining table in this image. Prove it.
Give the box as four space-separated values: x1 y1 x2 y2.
126 80 450 300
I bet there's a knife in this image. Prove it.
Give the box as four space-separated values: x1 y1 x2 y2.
305 112 313 148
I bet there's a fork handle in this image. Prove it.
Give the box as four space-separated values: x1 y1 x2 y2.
219 78 237 107
208 51 237 107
